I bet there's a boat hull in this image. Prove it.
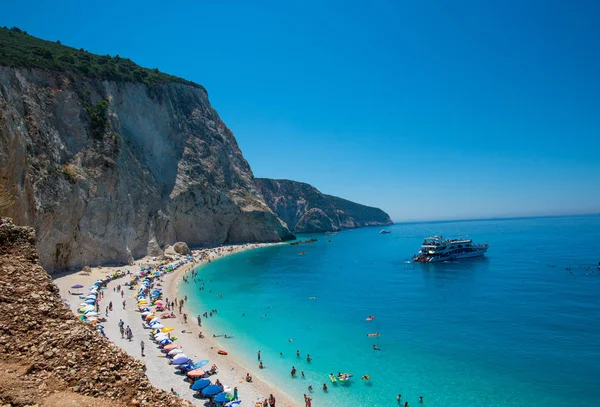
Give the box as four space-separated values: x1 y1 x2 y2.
426 249 487 262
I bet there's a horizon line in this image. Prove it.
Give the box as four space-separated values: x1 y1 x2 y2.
392 212 600 225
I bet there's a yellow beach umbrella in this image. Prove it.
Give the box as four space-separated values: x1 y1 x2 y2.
138 300 148 305
145 314 155 320
161 327 174 333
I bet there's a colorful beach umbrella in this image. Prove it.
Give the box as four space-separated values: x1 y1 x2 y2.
202 385 223 397
161 327 174 333
172 354 189 364
190 379 211 391
187 369 205 378
214 392 231 403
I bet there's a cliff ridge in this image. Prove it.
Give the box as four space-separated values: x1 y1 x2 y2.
255 178 393 233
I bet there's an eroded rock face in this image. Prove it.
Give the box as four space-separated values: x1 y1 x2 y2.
255 178 393 233
0 67 294 273
0 217 193 407
173 241 191 255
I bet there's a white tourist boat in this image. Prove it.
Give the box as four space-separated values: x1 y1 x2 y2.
413 235 488 263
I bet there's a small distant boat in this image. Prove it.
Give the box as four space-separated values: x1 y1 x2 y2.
413 235 488 263
366 316 375 321
379 230 391 234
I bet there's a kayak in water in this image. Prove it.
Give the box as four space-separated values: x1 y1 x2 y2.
367 332 380 337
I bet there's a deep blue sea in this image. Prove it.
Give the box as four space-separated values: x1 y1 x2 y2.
181 215 600 407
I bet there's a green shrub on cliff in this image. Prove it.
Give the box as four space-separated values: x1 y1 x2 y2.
0 27 205 91
85 100 109 139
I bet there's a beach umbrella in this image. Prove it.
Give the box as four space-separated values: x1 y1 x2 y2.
162 344 178 351
159 339 172 345
226 401 241 407
172 354 189 364
141 311 152 316
84 311 99 316
187 369 205 378
152 323 164 329
202 385 223 397
168 348 184 356
190 379 211 391
214 392 230 403
71 284 84 289
145 315 155 320
161 327 174 333
149 317 159 323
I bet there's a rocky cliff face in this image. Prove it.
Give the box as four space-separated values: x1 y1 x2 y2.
0 217 193 406
0 67 293 273
255 178 393 233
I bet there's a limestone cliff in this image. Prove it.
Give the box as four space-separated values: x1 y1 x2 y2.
0 66 294 273
255 178 393 233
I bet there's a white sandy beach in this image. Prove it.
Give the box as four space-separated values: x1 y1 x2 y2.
54 244 299 407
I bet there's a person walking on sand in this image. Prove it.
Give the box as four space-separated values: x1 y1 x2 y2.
197 315 202 326
269 393 276 407
140 340 145 357
122 300 126 309
183 313 187 323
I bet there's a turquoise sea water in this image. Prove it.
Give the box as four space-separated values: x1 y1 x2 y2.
181 215 600 407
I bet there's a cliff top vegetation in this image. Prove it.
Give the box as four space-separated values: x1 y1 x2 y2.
0 26 204 91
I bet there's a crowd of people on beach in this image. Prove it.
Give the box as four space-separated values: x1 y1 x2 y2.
68 243 434 406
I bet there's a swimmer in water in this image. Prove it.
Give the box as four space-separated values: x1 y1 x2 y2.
323 383 328 391
373 345 381 350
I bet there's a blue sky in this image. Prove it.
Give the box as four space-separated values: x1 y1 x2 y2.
2 0 600 221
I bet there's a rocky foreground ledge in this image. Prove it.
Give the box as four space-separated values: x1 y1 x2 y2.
0 217 193 407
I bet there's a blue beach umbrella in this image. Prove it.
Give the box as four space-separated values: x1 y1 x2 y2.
214 392 230 403
202 385 223 397
191 379 211 391
71 284 84 289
